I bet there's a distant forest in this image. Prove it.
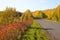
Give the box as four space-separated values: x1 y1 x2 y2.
0 5 60 25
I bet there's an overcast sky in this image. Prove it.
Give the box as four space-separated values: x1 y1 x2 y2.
0 0 60 12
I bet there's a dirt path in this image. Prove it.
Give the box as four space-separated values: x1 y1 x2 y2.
37 19 60 40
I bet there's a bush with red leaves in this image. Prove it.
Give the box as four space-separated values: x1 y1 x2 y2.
0 20 32 40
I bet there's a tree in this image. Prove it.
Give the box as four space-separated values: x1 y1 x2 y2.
32 11 47 19
21 9 33 21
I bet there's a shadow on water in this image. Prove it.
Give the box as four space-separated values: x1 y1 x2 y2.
43 28 54 30
30 27 54 30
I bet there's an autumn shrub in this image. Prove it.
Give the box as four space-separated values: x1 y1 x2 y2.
0 20 32 40
0 7 22 25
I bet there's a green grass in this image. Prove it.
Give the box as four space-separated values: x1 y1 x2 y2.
20 20 50 40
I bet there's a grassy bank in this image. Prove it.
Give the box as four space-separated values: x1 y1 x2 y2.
20 20 50 40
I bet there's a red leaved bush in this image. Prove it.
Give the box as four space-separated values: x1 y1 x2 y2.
0 20 32 40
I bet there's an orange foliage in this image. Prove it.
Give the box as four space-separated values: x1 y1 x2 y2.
0 20 32 40
43 5 60 19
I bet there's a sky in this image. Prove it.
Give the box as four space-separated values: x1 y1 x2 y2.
0 0 60 12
